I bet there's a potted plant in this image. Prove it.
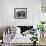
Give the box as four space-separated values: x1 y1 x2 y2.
31 35 38 46
37 21 45 37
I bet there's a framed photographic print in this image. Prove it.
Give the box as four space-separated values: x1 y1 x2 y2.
14 8 27 19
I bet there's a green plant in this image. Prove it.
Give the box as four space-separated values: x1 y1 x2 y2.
31 36 38 42
31 36 38 46
37 21 45 32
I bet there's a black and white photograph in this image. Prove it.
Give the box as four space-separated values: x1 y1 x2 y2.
14 8 27 19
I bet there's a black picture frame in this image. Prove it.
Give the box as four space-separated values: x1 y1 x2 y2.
14 8 27 19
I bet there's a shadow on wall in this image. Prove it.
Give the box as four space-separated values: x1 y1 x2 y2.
0 27 5 40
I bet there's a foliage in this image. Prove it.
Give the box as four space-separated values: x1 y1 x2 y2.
37 21 45 32
31 36 38 42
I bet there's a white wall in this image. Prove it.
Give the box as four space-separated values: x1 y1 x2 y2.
1 0 41 27
0 0 2 26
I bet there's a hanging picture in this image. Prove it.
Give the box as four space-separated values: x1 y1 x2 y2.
14 8 27 19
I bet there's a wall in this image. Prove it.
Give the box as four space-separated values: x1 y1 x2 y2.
0 0 2 26
40 0 46 22
2 0 41 27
